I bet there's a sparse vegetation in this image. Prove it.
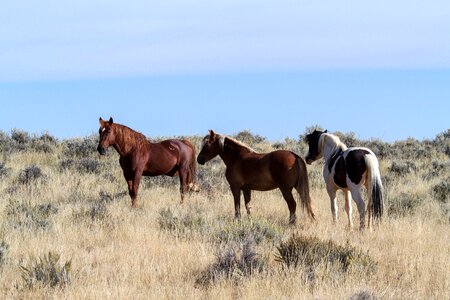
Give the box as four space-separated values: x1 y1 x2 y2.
6 199 58 231
0 128 448 298
275 234 376 274
17 165 47 185
388 192 423 217
432 178 450 204
0 162 9 178
0 241 9 268
20 251 71 289
196 236 267 286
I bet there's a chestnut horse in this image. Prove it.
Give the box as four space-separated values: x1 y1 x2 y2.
97 117 197 207
197 130 314 224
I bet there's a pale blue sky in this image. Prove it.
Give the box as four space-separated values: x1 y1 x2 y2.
0 1 449 142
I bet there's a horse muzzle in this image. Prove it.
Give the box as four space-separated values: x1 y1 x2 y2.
197 156 205 165
97 145 107 155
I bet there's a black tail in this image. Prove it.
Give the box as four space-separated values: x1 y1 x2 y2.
372 178 383 220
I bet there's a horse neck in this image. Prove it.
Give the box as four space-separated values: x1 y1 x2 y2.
322 135 347 162
218 137 252 166
112 124 146 156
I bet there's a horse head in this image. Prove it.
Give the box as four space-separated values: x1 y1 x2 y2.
304 129 327 164
97 117 115 155
197 130 224 165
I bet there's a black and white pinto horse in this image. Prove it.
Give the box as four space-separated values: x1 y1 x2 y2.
305 130 383 229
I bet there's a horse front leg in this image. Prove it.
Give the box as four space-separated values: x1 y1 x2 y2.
230 186 241 220
326 184 338 225
130 171 142 208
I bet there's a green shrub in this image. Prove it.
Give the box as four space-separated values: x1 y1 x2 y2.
388 193 423 217
11 128 31 146
214 218 281 245
348 288 378 300
6 200 58 231
59 158 76 171
196 236 267 286
62 136 98 158
77 158 101 174
432 179 450 204
18 165 47 185
30 139 55 154
158 208 206 237
0 241 9 268
233 130 267 146
20 251 71 288
0 162 9 178
389 161 417 177
275 234 376 274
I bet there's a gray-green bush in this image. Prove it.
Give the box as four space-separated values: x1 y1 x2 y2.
20 251 71 289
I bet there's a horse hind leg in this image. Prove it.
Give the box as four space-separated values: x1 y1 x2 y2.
349 184 366 230
243 189 252 216
280 188 297 225
178 165 189 204
344 190 354 229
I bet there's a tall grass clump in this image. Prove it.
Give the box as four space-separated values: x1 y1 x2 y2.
62 136 98 158
158 207 207 237
6 199 58 231
214 217 282 245
20 252 71 289
275 234 376 274
0 162 9 178
388 192 423 217
0 241 10 268
17 165 47 185
432 179 450 204
196 236 267 286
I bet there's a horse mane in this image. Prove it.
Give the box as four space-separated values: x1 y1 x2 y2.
113 123 149 148
222 135 257 153
321 133 348 154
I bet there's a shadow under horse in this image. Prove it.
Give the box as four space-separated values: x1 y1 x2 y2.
197 130 315 224
97 117 198 207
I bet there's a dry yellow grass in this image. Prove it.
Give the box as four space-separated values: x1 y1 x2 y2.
0 138 449 299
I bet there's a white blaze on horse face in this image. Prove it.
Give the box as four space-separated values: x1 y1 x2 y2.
102 127 106 133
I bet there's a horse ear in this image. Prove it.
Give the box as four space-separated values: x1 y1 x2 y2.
209 130 215 138
109 117 114 124
99 117 105 127
324 129 328 133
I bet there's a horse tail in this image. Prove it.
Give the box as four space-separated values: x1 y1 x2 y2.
365 153 383 221
182 139 200 192
296 156 315 220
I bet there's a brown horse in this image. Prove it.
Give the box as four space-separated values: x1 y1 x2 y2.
97 117 197 207
197 130 314 224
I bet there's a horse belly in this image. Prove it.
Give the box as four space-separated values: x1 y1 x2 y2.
241 171 277 191
144 156 177 176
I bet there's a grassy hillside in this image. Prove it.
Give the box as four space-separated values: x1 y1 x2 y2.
0 128 448 299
